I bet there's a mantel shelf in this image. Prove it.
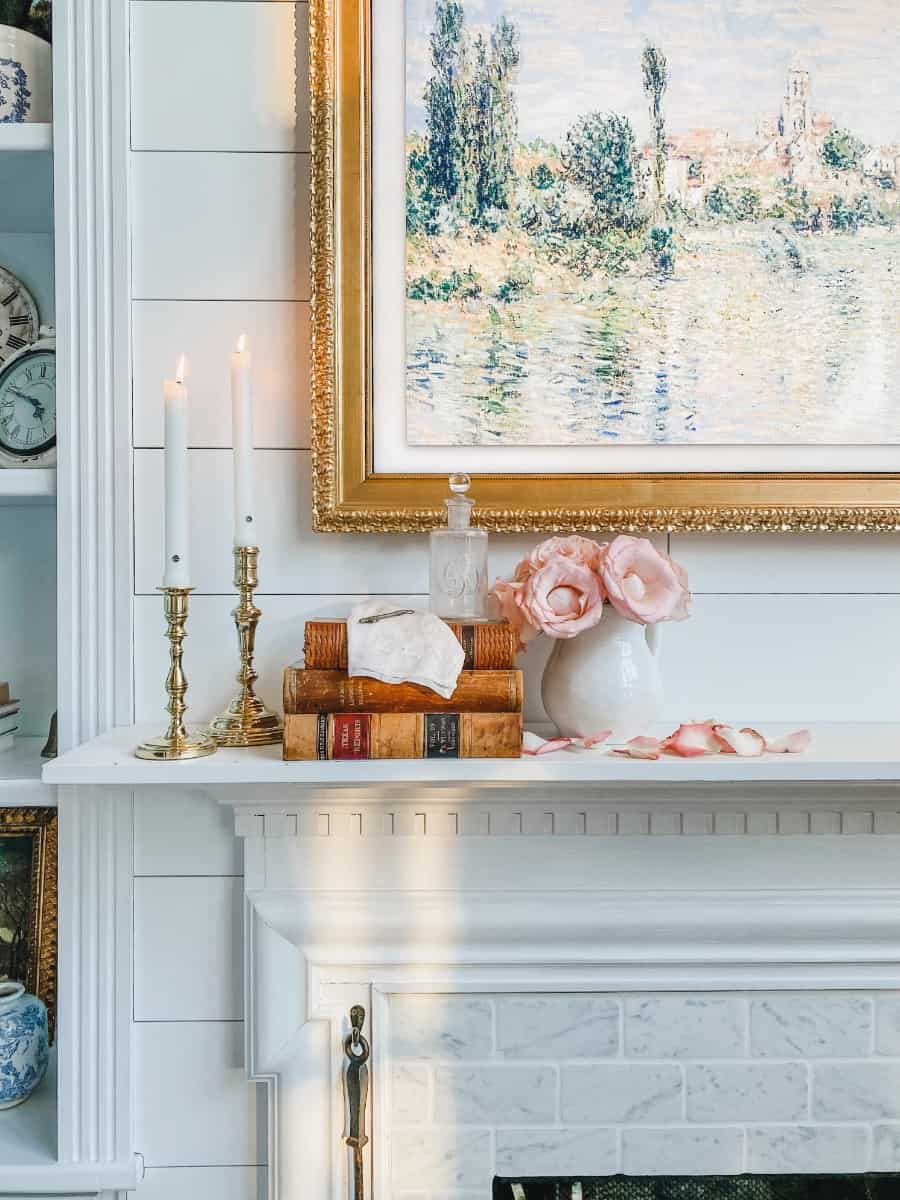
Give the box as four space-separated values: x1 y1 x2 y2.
0 122 52 152
0 468 57 505
43 722 900 791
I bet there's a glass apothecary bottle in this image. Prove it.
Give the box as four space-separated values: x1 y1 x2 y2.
429 473 489 620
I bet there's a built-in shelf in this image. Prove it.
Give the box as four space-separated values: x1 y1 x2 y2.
42 722 900 789
0 123 52 153
0 468 56 506
0 737 51 804
0 1049 57 1192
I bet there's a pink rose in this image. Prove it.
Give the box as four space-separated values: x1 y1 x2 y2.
491 578 538 651
600 535 690 625
526 534 607 574
519 557 605 639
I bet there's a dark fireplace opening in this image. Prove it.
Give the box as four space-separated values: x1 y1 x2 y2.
493 1178 900 1200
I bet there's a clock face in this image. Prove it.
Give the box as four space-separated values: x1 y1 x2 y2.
0 267 39 366
0 349 56 457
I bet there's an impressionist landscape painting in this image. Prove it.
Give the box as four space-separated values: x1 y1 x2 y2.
403 0 899 445
0 834 33 986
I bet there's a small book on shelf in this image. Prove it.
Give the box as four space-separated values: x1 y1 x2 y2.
283 711 523 760
303 619 519 671
283 667 523 715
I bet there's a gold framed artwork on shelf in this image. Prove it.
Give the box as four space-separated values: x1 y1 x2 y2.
0 806 57 1039
309 0 900 533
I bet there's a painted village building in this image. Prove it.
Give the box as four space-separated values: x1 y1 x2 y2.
654 62 898 217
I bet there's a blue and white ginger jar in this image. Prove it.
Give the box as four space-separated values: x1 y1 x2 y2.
0 981 49 1109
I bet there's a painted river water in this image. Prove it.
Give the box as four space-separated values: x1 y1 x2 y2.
406 226 900 445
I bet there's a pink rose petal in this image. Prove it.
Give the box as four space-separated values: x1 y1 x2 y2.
581 730 613 748
713 724 766 757
612 735 663 760
522 732 573 756
765 729 812 754
663 722 722 757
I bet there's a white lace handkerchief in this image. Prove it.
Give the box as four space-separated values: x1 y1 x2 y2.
346 601 466 699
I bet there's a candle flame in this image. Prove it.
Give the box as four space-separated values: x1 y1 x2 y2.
175 354 187 385
236 333 248 354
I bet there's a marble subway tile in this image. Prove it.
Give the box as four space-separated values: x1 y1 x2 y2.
872 1125 900 1170
390 1129 491 1192
496 997 619 1060
625 997 745 1059
433 1065 556 1125
621 1128 744 1175
875 996 900 1054
390 996 493 1061
496 1128 618 1176
751 996 872 1058
392 1064 430 1125
814 1063 900 1121
561 1064 682 1125
686 1062 808 1123
747 1125 870 1173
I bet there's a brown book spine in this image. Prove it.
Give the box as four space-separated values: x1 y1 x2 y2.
283 712 523 760
303 621 519 670
283 669 523 714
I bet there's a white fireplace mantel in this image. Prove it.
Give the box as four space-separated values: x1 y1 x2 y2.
44 722 900 1200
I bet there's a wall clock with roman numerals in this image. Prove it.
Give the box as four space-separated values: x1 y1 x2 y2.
0 266 40 366
0 332 56 468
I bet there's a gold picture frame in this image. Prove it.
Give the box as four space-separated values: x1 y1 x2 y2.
309 0 900 533
0 807 57 1040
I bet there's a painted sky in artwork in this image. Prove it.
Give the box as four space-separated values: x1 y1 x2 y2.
405 0 900 147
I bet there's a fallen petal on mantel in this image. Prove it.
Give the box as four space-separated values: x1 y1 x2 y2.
713 724 766 757
766 728 813 753
663 722 722 757
612 736 663 760
522 730 612 755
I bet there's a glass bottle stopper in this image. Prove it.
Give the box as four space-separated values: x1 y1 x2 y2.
445 472 475 530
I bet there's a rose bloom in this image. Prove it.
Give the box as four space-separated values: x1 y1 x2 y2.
526 534 607 574
600 535 690 625
491 578 538 649
519 557 605 639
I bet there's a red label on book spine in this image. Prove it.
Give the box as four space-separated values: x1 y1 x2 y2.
332 713 371 759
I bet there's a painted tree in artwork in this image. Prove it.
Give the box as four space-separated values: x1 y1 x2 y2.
483 16 520 215
424 0 467 204
641 42 669 213
562 112 641 230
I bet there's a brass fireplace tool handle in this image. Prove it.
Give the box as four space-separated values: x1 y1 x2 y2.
343 1005 370 1200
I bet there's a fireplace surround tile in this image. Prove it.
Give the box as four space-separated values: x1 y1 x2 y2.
495 1128 618 1176
875 998 900 1055
625 997 746 1059
391 996 493 1061
746 1125 870 1173
750 996 872 1059
432 1064 557 1125
620 1127 744 1175
561 1063 683 1124
872 1125 900 1170
813 1062 900 1121
496 997 619 1060
685 1062 809 1123
391 1128 491 1191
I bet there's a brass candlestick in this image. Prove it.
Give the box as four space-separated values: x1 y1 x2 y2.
210 546 283 747
136 587 218 761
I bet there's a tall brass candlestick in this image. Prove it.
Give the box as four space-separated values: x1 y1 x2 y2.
136 587 217 760
210 546 283 747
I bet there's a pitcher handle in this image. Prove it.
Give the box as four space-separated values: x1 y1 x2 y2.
645 622 661 659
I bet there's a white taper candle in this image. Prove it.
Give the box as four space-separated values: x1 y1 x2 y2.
231 334 256 548
163 355 191 588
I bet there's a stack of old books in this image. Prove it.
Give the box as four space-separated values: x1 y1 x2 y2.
0 681 20 753
283 618 523 760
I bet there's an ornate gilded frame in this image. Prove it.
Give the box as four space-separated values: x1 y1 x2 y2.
309 0 900 532
0 807 57 1040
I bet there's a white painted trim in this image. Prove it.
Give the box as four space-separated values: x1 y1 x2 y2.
54 0 134 752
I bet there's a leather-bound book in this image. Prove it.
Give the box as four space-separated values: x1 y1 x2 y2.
303 619 519 671
283 668 523 714
283 711 523 760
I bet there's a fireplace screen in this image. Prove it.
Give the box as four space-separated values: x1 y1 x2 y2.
494 1179 900 1200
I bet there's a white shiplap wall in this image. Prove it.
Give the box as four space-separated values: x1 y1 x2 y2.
126 3 900 1196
